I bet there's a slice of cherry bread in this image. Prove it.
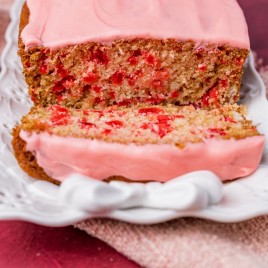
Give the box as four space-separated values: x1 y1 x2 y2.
12 104 264 184
19 1 249 109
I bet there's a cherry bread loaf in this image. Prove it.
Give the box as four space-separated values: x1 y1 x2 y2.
13 0 265 184
12 105 264 183
19 1 249 109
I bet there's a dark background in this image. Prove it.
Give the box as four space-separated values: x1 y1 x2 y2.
238 0 268 64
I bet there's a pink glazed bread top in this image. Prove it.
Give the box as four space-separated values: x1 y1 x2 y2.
20 131 264 182
21 0 250 49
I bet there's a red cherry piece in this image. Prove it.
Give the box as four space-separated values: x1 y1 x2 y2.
39 64 49 75
127 56 138 65
25 61 31 68
201 86 219 107
103 129 112 135
106 120 124 128
201 93 210 107
83 72 99 83
128 75 136 86
154 123 172 138
30 95 36 102
132 49 142 57
143 122 172 138
78 118 96 130
49 105 70 126
52 83 65 94
151 69 170 90
91 49 109 65
208 128 226 136
56 63 68 78
157 115 177 123
109 91 116 99
140 123 151 130
117 99 133 106
143 52 157 65
92 86 102 93
135 70 143 76
38 53 49 74
145 97 165 105
93 97 103 105
93 110 104 118
234 57 244 66
198 63 207 71
209 87 219 103
171 91 180 99
175 115 185 119
219 79 228 88
57 95 64 102
111 70 125 85
49 105 69 113
225 117 236 123
139 107 164 114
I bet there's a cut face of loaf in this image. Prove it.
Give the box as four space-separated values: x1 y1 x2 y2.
16 104 259 144
12 104 264 184
19 4 249 109
19 40 248 109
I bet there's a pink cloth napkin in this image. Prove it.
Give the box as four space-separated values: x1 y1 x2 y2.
76 216 268 268
75 64 268 268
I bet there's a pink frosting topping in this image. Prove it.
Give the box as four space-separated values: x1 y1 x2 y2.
21 0 250 49
20 131 264 182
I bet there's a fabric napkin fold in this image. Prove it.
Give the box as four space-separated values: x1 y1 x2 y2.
75 65 268 268
76 216 268 268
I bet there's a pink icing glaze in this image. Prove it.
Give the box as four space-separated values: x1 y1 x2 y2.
19 131 264 182
21 0 250 49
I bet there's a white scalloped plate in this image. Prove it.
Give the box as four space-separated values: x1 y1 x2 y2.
0 0 268 227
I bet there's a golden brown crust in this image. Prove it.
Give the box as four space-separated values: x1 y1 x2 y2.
18 3 29 56
12 126 60 185
19 3 29 36
18 3 31 102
